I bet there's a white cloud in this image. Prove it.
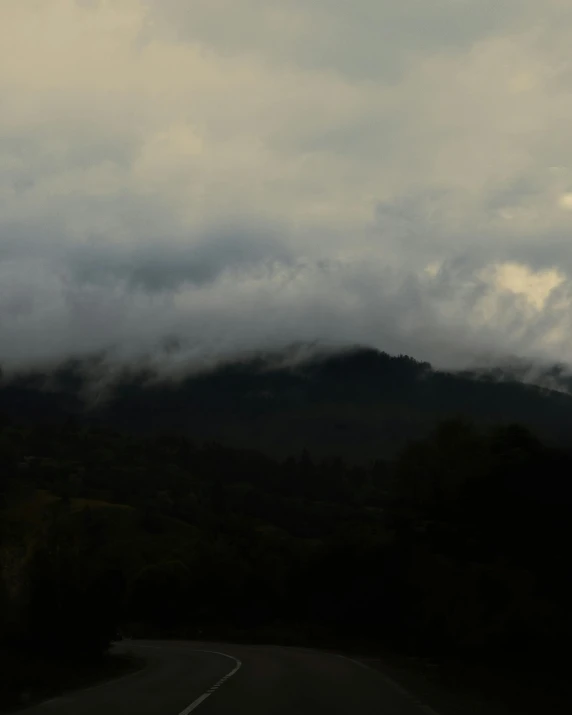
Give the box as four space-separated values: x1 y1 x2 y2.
1 0 572 370
484 262 565 311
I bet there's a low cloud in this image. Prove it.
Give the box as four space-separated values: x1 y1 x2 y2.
2 0 572 372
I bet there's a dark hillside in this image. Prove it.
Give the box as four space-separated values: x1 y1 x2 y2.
2 346 572 461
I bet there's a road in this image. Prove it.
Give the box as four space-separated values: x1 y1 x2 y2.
23 640 438 715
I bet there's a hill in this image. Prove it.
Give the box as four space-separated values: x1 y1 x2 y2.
2 399 572 712
2 346 572 461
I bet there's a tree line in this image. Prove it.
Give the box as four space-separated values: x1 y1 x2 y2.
4 346 572 464
1 415 571 669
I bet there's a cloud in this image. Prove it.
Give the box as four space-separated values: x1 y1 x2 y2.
144 0 528 82
1 0 572 371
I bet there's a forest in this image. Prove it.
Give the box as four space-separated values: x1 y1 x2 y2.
2 416 571 658
3 346 572 463
1 349 572 710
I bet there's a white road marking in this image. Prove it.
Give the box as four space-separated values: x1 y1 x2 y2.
176 650 242 715
134 644 242 714
338 655 441 715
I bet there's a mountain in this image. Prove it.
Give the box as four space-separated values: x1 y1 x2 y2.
3 348 572 713
2 345 572 462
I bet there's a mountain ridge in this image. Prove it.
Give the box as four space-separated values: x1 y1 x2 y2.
2 344 572 462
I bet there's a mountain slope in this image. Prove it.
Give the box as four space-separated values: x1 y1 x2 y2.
2 346 572 461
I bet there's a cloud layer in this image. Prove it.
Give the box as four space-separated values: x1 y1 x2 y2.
2 0 572 370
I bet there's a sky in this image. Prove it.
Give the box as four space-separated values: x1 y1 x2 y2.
2 0 572 372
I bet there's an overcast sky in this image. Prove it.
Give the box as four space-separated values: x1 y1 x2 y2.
2 0 572 371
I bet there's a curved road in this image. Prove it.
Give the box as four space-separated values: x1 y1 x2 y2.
24 640 438 715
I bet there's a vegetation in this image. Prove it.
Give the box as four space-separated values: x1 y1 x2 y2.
1 348 572 710
3 346 572 462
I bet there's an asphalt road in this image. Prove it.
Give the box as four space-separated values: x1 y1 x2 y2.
24 640 438 715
